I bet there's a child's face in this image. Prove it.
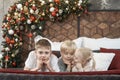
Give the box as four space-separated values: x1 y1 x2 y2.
35 47 51 62
61 51 74 64
74 51 83 63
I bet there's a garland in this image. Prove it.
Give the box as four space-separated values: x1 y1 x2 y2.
1 0 88 68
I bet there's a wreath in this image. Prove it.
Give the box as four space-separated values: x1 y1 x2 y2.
1 0 88 68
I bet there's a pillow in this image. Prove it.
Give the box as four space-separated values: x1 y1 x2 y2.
100 48 120 70
93 52 115 71
83 37 120 50
99 38 120 49
83 37 107 50
73 37 83 48
52 42 62 51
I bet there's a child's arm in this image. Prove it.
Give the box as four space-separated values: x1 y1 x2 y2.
31 59 43 71
44 59 55 72
64 60 72 72
66 63 72 72
76 63 83 71
24 51 36 71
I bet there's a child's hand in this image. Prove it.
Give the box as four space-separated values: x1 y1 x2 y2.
43 59 55 72
30 59 43 71
76 63 83 70
43 59 50 66
36 59 43 70
64 60 72 65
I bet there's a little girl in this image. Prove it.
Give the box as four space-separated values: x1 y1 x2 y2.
72 48 96 72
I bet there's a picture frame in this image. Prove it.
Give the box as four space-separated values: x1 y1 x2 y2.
88 0 120 11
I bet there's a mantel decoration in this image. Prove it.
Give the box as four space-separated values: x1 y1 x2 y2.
1 0 88 68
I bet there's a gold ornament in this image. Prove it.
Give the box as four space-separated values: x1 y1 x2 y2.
50 3 54 7
42 12 45 16
24 6 28 13
11 54 15 57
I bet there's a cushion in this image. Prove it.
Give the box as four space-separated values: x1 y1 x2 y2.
100 48 120 70
73 37 83 48
83 37 120 50
99 38 120 49
52 42 62 51
83 37 107 50
93 52 115 71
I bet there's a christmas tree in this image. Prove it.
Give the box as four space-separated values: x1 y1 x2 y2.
1 0 88 68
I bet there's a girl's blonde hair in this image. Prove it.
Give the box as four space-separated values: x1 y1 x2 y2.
76 48 96 69
60 40 77 55
76 48 92 61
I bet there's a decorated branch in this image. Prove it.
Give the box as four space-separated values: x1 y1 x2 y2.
1 0 88 68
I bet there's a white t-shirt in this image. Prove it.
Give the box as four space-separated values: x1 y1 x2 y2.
25 51 60 72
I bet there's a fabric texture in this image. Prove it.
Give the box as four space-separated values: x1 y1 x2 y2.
100 48 120 70
25 51 60 72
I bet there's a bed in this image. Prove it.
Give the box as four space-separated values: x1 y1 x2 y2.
0 37 120 80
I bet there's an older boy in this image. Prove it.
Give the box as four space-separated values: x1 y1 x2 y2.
24 39 60 72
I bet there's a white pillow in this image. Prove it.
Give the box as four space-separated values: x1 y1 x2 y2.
52 42 62 51
73 37 84 48
83 37 107 50
93 52 115 71
99 38 120 49
82 37 120 50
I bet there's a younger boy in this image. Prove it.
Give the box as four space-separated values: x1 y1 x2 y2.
58 40 77 72
24 39 60 72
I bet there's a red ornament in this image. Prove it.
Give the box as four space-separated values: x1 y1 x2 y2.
5 37 11 44
25 2 29 6
54 0 60 4
55 8 58 12
16 19 20 23
7 17 12 21
27 33 33 38
20 16 26 21
51 11 56 16
32 6 36 11
12 62 16 66
5 55 10 61
79 6 83 10
30 15 36 22
10 40 15 44
20 10 25 14
11 5 16 11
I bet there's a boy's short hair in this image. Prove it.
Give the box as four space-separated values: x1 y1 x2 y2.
60 40 77 55
35 39 51 49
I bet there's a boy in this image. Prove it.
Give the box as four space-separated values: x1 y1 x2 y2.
24 39 60 72
58 40 77 72
72 48 96 72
